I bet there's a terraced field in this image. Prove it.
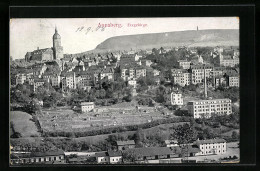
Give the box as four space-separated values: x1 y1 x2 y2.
39 104 168 133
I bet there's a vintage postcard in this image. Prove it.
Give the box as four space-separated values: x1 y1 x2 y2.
10 17 240 165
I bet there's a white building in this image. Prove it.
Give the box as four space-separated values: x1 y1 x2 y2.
187 99 232 118
172 69 192 87
164 140 178 147
128 79 137 88
169 92 183 106
190 65 213 85
95 151 122 164
80 102 94 113
193 139 227 156
227 75 239 87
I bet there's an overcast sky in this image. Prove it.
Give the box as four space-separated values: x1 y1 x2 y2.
10 17 239 59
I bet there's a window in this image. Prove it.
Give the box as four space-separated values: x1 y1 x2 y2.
54 157 56 161
49 157 51 161
39 158 41 162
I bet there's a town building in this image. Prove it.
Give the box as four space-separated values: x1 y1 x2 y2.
171 69 192 87
178 60 191 69
214 76 226 88
100 67 114 81
61 72 77 90
33 79 46 92
10 150 65 165
187 98 232 118
164 140 178 147
190 65 213 85
121 64 146 81
193 139 227 156
168 92 183 106
226 74 239 87
218 54 239 67
128 79 137 88
25 27 63 62
95 151 122 164
80 102 95 113
116 140 136 151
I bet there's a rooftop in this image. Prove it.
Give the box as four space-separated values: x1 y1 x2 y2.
188 98 231 103
80 102 94 106
125 146 181 157
194 138 226 145
116 140 135 146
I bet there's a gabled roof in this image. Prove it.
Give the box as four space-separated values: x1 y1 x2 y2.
107 151 122 157
95 152 108 157
194 138 226 145
30 150 64 157
80 102 94 106
116 140 135 146
125 147 181 157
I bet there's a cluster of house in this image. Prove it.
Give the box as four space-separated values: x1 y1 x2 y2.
11 138 226 164
15 44 239 94
171 65 239 88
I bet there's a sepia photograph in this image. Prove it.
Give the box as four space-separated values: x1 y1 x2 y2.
9 17 240 165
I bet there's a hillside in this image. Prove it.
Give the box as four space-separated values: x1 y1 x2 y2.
94 29 239 52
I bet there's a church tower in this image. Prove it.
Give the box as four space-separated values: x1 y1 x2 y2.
53 26 63 60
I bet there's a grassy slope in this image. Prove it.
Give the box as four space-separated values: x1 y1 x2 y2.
10 111 40 137
95 29 239 51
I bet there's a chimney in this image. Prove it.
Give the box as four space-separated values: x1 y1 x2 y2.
204 65 207 98
37 47 39 50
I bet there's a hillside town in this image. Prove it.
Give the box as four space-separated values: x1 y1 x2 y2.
10 27 240 165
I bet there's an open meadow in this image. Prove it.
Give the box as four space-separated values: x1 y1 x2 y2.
10 111 40 137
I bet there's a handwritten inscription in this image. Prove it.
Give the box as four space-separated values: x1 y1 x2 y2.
76 22 148 35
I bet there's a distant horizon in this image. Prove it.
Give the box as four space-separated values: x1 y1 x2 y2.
10 18 239 59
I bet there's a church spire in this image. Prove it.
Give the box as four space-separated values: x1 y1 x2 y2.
55 25 58 33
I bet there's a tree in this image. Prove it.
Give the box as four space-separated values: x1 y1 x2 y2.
231 131 239 140
122 150 141 163
171 123 197 160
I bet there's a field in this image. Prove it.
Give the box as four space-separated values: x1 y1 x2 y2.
38 102 171 133
10 111 40 137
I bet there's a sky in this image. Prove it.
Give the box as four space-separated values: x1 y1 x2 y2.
10 17 239 59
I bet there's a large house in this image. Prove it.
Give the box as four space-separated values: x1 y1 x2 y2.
171 69 191 87
187 98 232 118
190 65 213 85
169 92 183 106
193 138 227 156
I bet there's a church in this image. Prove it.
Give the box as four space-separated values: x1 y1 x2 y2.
25 27 63 62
